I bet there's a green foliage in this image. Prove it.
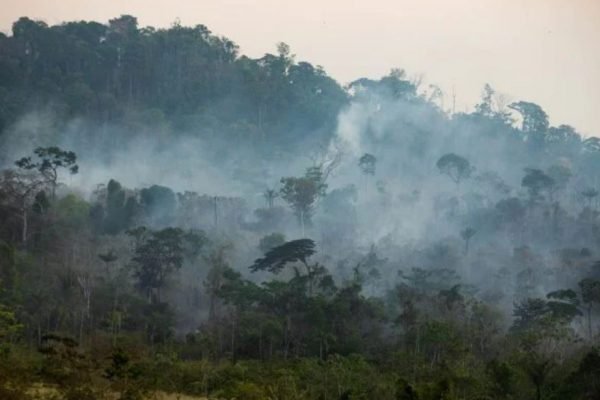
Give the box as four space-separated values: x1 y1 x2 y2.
511 298 551 333
280 168 327 229
37 333 100 398
130 227 186 302
1 13 600 400
0 241 17 293
15 146 78 197
399 267 460 293
509 101 549 134
436 153 473 186
579 278 600 305
0 346 40 400
485 359 516 398
140 185 176 227
0 303 22 343
0 17 347 150
103 179 136 234
562 348 600 399
55 193 90 229
250 239 315 274
521 168 555 201
258 232 286 254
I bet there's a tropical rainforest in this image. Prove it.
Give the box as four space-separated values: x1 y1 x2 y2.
0 15 600 400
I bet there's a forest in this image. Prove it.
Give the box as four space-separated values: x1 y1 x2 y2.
1 15 600 400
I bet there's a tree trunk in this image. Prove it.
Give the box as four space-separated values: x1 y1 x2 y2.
258 328 263 360
284 315 291 360
319 337 323 361
231 314 236 364
588 305 593 341
79 309 84 344
213 196 218 228
22 208 28 244
415 325 421 356
304 262 313 296
209 290 216 321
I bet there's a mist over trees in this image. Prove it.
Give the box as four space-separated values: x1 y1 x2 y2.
0 15 346 160
1 14 600 400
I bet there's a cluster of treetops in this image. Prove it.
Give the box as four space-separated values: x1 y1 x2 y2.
0 145 598 399
3 15 599 155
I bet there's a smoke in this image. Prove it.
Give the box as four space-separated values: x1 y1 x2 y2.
2 83 598 330
0 108 299 199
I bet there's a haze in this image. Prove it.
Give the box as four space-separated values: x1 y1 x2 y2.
2 0 599 136
3 1 600 397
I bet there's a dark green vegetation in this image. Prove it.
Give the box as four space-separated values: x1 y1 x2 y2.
0 16 346 161
1 15 600 400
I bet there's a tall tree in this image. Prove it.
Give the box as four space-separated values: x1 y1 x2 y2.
280 169 326 235
139 185 176 226
521 168 555 203
130 227 185 303
263 188 278 209
0 169 46 244
509 101 549 134
250 238 325 295
460 227 476 255
509 101 549 151
436 153 473 188
15 147 78 198
578 278 600 341
358 153 376 176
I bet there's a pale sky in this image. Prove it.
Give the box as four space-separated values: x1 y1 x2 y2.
2 0 599 136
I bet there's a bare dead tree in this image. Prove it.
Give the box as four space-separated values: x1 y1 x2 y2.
77 273 93 342
308 140 344 185
0 169 47 244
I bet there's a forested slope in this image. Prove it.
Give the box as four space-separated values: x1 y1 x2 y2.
1 15 600 400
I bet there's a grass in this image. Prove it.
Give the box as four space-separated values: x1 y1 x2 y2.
26 384 207 400
147 392 207 400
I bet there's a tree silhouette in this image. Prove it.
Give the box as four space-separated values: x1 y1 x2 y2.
521 168 555 203
280 169 326 235
0 169 46 244
263 188 278 208
250 238 328 296
460 227 477 255
509 101 549 134
258 232 286 254
15 146 78 198
358 153 376 176
250 239 315 274
130 227 185 303
436 153 473 187
578 278 600 340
